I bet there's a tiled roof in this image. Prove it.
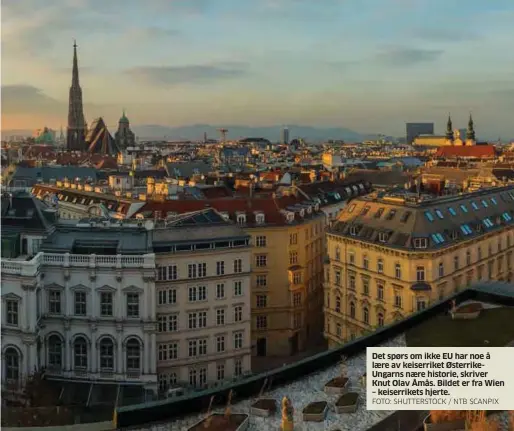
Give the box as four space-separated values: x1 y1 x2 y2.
435 145 496 158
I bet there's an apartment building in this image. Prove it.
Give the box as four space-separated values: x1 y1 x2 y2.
152 209 252 392
324 186 514 347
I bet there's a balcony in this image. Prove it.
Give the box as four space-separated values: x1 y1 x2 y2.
1 252 155 276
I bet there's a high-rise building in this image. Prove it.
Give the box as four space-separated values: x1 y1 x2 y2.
281 126 290 145
406 122 434 145
66 41 87 152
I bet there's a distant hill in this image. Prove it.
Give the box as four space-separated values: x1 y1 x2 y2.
131 124 371 142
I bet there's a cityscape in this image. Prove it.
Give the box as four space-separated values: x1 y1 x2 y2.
1 1 514 431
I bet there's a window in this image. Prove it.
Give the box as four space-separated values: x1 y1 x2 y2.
99 338 114 371
125 338 141 372
74 337 88 369
395 263 401 279
216 283 225 299
48 335 62 368
438 262 444 277
6 300 18 326
216 309 225 325
293 272 302 284
233 331 243 349
377 283 384 301
256 295 267 308
217 363 225 381
362 278 369 296
448 207 457 216
234 305 243 322
413 238 428 249
377 313 384 327
360 205 371 216
454 255 459 271
435 209 444 219
289 233 298 245
256 255 267 267
234 259 242 273
336 323 341 336
256 235 267 247
502 212 513 222
362 307 369 324
198 339 207 356
4 348 19 381
349 252 355 265
394 292 402 308
374 208 384 218
188 312 198 329
234 280 243 295
293 292 301 306
198 311 207 328
471 201 479 210
256 275 267 288
335 296 341 313
400 211 411 222
460 224 473 235
377 258 384 274
481 199 488 208
256 315 267 329
378 232 389 243
335 246 341 261
189 368 197 386
363 255 369 269
188 286 207 302
460 204 468 213
74 291 87 316
491 197 498 205
334 270 341 286
234 358 243 376
157 265 178 281
126 293 139 317
289 251 298 265
349 274 356 290
416 298 427 311
188 340 197 357
100 292 113 316
350 301 356 319
424 211 434 222
416 266 425 281
188 264 197 279
49 290 61 314
483 218 494 228
216 335 225 352
216 261 225 276
466 250 471 265
158 289 176 305
431 233 445 244
386 209 396 220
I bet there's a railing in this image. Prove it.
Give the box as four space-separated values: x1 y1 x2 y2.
1 252 155 275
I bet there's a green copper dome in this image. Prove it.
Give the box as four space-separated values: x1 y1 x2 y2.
119 109 129 123
35 127 54 143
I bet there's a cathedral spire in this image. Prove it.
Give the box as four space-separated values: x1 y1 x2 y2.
445 113 453 140
466 113 475 141
67 40 86 151
72 40 79 87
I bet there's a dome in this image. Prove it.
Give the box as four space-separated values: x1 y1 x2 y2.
119 109 129 123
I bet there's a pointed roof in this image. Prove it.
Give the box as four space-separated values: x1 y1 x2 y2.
119 109 129 123
72 40 80 88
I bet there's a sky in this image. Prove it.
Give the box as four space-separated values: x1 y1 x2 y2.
2 0 514 138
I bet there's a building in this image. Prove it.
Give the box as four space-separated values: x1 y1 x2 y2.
152 209 252 392
115 110 136 150
324 186 514 346
66 42 87 152
281 127 290 145
406 122 434 145
86 117 120 155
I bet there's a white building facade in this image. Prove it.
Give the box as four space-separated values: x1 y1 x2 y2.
1 252 158 391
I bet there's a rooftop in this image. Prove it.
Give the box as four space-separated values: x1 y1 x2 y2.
116 282 514 430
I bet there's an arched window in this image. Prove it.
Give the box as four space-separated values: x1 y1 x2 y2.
126 338 141 373
362 254 369 269
377 313 384 327
99 338 114 372
4 348 20 381
74 337 88 370
363 307 369 324
335 246 341 261
48 335 63 369
349 301 356 319
335 296 341 313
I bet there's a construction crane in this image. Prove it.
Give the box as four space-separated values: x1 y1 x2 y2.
217 128 228 144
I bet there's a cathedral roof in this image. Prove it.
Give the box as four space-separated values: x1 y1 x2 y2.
85 117 121 156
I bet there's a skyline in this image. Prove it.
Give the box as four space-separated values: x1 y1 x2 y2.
2 0 514 139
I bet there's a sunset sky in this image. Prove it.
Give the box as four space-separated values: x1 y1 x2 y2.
2 0 514 138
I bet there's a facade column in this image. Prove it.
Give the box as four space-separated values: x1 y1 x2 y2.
90 333 97 374
143 332 150 374
66 333 72 372
150 333 157 374
117 334 123 375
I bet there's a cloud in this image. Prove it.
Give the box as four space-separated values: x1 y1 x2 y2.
125 63 249 86
124 27 180 43
375 47 444 66
411 27 479 42
1 85 64 115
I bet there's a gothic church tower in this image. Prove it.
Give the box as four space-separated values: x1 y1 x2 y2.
66 41 87 151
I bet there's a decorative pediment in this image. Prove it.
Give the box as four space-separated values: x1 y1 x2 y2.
374 303 386 312
2 292 22 301
122 285 143 293
70 284 90 292
44 283 64 290
360 297 371 306
96 284 116 292
347 292 357 301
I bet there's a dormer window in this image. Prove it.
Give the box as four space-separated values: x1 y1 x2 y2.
306 206 312 214
378 232 389 243
350 226 358 236
255 213 265 225
450 230 458 240
299 209 305 218
413 238 428 249
286 212 295 223
236 213 246 225
314 203 320 211
220 212 230 221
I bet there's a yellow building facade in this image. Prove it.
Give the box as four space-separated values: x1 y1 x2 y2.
248 215 326 357
324 186 514 347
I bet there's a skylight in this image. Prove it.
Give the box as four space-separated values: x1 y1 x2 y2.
386 209 397 221
360 205 371 216
481 199 488 208
400 211 411 223
374 208 384 218
460 224 473 235
347 204 356 213
435 209 444 219
460 204 468 213
471 201 479 210
502 212 512 222
424 211 435 222
448 207 457 216
491 197 498 205
431 233 445 244
483 218 494 228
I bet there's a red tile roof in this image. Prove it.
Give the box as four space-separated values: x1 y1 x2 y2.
435 145 496 159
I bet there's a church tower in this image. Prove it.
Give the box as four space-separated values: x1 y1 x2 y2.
445 114 454 145
66 41 87 151
114 109 136 150
466 113 476 145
